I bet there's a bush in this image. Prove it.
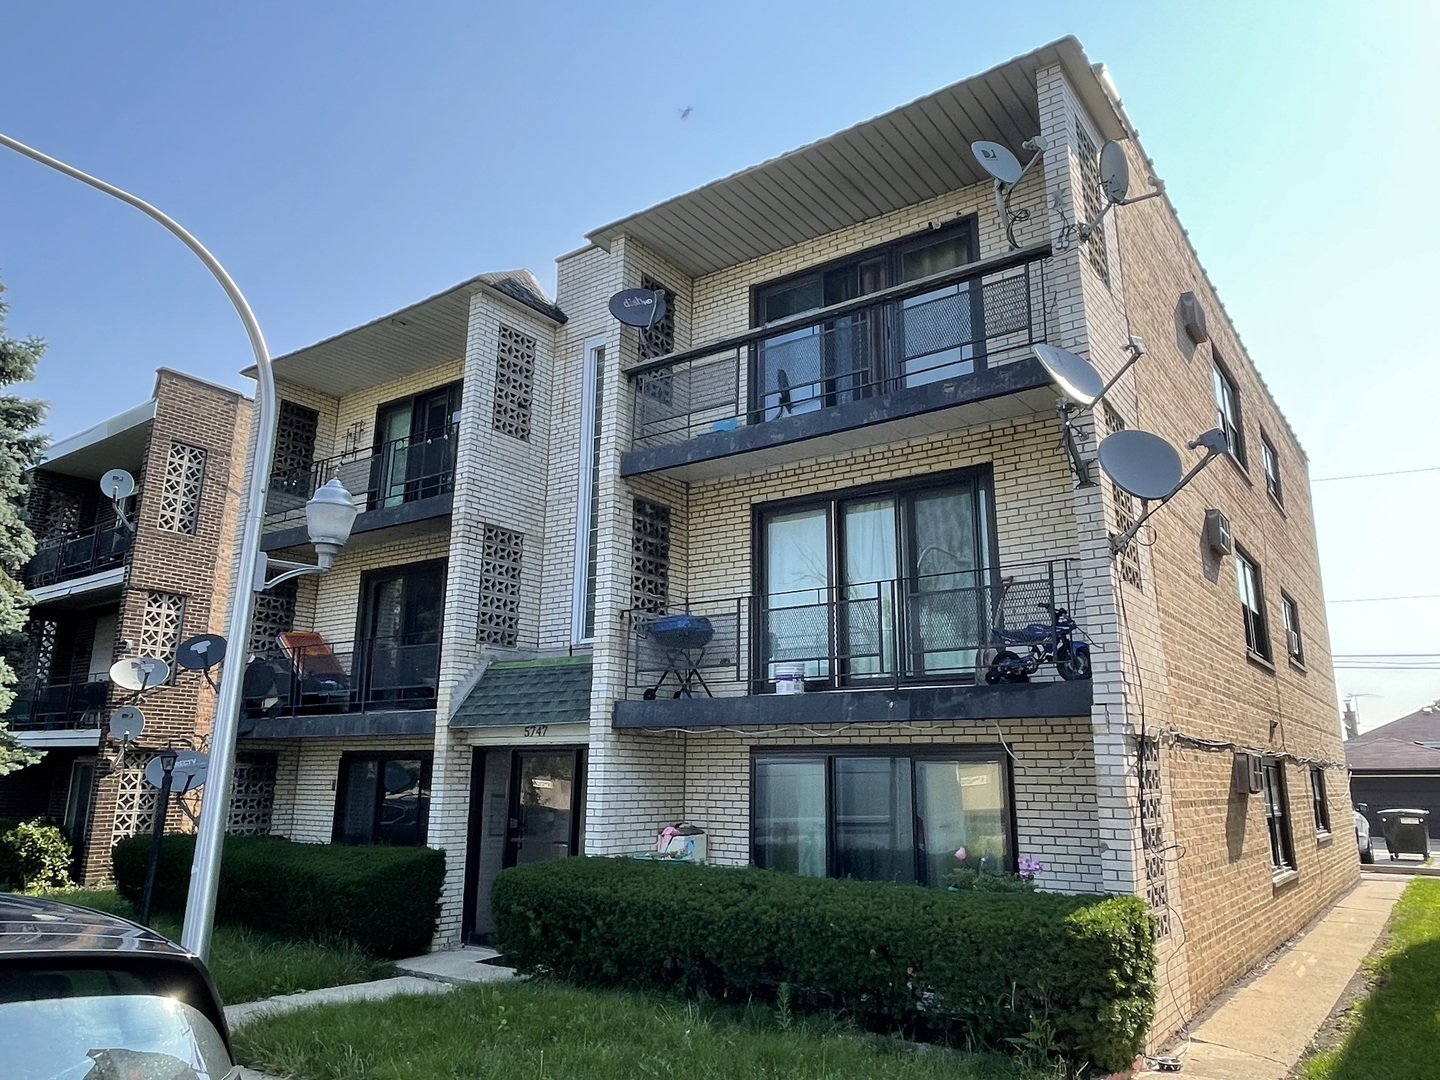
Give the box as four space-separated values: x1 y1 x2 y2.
492 857 1155 1074
112 834 445 958
0 819 74 891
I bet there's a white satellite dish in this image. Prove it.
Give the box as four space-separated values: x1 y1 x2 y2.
109 656 171 693
1032 344 1106 407
1098 430 1183 501
1099 140 1130 204
108 706 145 743
971 141 1023 185
144 750 210 794
100 469 136 501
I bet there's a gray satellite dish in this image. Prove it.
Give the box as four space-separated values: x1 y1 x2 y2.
1099 141 1130 204
100 469 136 500
971 141 1023 185
1098 429 1183 501
176 633 227 672
144 750 209 794
108 706 145 743
1032 344 1106 407
109 656 170 693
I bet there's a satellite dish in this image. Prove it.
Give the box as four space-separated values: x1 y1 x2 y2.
109 656 171 693
1098 429 1184 501
971 141 1023 185
144 750 210 794
1032 344 1105 407
108 706 145 743
175 633 227 672
100 469 136 500
1099 140 1130 204
608 288 667 328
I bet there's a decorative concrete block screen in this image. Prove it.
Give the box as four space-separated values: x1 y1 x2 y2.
227 753 278 836
248 582 297 658
111 764 158 844
631 499 670 616
1102 404 1143 590
478 524 524 646
638 275 676 361
157 441 207 535
493 325 537 442
139 591 186 661
1074 124 1110 286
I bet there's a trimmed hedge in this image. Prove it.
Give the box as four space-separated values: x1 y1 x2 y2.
492 857 1155 1073
112 834 444 958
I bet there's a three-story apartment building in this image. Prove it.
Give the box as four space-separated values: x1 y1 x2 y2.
233 37 1350 1042
0 370 250 881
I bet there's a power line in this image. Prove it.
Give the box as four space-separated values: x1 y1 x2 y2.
1327 593 1440 604
1313 465 1440 482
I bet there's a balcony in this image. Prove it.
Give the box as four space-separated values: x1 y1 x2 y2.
623 247 1058 480
239 633 441 739
614 560 1092 728
7 673 110 733
263 424 458 548
24 522 132 594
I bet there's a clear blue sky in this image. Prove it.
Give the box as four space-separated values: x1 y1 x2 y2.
2 1 1436 730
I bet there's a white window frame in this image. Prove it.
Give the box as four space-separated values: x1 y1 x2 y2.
571 335 607 643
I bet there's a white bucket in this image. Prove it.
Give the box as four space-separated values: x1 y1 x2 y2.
774 663 807 694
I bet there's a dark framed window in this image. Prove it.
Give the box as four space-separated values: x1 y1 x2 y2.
750 221 980 420
755 468 996 687
1234 546 1271 661
752 747 1013 885
1281 593 1304 667
1212 358 1246 466
1262 760 1296 873
374 382 461 507
1260 431 1282 505
333 752 432 845
1309 767 1330 835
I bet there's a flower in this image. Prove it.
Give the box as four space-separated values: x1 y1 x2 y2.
953 846 968 861
1017 855 1043 880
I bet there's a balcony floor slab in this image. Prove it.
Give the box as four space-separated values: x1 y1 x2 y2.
238 709 436 740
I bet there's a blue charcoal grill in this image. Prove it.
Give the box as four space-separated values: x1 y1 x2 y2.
643 614 716 699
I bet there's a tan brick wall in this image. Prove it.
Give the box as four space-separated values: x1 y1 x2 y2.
82 371 252 881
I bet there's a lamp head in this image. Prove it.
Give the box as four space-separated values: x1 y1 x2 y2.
305 477 359 560
159 745 178 772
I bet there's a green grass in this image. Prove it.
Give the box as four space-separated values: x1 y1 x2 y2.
234 981 1057 1080
1299 877 1440 1080
30 887 394 1004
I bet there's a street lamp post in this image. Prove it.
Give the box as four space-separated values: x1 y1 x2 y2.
0 131 278 960
138 744 178 927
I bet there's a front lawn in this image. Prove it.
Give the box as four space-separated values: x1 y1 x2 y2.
1299 877 1440 1080
235 981 1056 1080
31 887 394 1003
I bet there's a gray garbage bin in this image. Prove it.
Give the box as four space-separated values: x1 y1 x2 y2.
1377 808 1431 860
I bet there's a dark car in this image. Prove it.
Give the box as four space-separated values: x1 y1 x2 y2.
0 893 238 1079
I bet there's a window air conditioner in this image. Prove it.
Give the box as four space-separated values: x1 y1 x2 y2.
1204 508 1233 556
1179 291 1209 345
1288 630 1302 659
1234 751 1263 796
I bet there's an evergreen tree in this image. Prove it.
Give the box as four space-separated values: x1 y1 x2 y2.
0 281 49 776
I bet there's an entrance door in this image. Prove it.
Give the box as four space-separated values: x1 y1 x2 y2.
373 384 460 508
357 561 446 705
504 750 582 868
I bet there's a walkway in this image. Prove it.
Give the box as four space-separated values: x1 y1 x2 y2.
1138 874 1407 1080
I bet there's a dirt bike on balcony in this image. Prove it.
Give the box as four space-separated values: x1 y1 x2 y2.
984 576 1092 683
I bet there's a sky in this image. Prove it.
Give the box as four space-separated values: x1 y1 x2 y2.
1 1 1436 732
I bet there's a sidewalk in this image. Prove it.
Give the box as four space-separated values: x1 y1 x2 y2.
230 945 516 1080
1137 874 1407 1080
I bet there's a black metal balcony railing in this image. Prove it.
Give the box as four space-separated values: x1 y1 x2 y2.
629 250 1048 451
265 424 459 526
7 673 111 731
24 522 132 590
242 634 441 719
627 560 1081 697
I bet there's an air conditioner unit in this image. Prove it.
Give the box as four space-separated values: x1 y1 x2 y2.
1233 751 1263 795
1287 630 1302 659
1179 291 1209 345
1204 508 1233 556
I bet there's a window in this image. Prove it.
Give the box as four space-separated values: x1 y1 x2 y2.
1234 547 1271 661
1310 767 1330 835
572 339 605 642
1262 760 1296 873
1282 593 1304 666
373 383 461 508
1260 431 1282 505
333 752 432 845
752 222 980 420
358 561 446 705
753 748 1011 885
1212 359 1246 465
758 470 993 685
